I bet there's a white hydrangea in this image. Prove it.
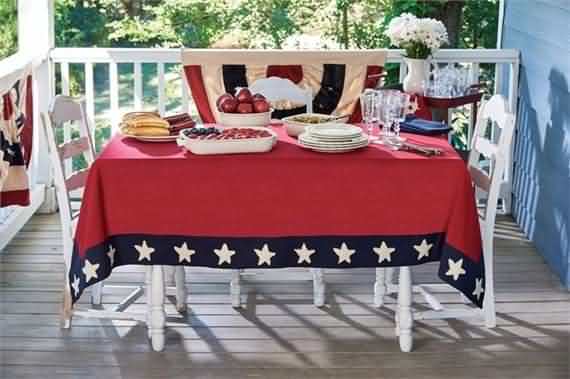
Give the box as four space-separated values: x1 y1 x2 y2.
385 13 448 56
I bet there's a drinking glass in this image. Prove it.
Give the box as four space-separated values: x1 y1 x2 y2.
384 92 409 143
360 90 378 141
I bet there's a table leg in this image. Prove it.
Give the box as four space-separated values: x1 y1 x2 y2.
397 267 413 352
149 266 165 352
145 267 152 340
374 268 386 307
230 270 241 308
174 266 187 313
312 268 325 307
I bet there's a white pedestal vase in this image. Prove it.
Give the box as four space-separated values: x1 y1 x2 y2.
402 58 429 94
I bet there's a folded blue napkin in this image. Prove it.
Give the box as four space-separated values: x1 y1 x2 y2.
400 115 452 136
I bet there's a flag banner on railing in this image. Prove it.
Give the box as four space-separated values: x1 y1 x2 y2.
0 63 32 208
181 49 387 123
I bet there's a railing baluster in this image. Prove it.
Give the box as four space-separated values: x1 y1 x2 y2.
181 73 190 114
109 62 119 135
61 62 72 175
134 62 143 110
157 63 165 116
84 62 95 148
468 62 480 146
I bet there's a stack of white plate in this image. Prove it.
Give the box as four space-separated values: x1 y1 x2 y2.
298 123 368 153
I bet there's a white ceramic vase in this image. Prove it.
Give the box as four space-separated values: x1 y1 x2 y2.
402 57 429 94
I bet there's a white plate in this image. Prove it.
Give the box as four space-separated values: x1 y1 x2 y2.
282 113 349 137
177 126 277 155
125 134 178 143
299 133 368 147
299 143 368 153
307 123 362 139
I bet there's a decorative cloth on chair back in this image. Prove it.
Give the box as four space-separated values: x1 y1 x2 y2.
182 49 387 123
0 64 32 207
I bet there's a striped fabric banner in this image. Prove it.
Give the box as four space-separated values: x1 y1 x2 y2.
0 65 32 208
181 49 387 123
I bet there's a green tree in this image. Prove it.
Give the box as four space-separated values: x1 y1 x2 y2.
0 0 17 58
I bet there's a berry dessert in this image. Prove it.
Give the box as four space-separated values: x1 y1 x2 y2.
182 127 272 140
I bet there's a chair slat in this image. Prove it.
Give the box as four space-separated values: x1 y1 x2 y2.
474 136 498 159
65 169 89 192
469 166 491 192
58 136 91 160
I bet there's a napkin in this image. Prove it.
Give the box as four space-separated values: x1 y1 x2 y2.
400 115 451 136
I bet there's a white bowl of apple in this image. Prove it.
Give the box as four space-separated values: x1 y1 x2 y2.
217 88 272 127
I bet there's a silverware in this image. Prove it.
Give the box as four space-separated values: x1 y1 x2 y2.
400 141 442 156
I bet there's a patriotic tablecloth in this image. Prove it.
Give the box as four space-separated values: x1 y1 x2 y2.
69 126 485 307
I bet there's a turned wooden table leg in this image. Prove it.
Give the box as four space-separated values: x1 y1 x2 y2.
397 266 413 352
374 268 387 307
174 266 187 313
312 268 325 307
149 266 166 352
230 270 241 308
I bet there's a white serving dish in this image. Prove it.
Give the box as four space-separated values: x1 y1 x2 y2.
177 126 278 155
218 110 272 127
282 113 350 137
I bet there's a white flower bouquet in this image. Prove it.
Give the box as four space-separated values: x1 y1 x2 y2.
386 13 448 59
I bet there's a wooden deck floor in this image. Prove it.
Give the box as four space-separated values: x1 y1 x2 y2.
0 214 568 379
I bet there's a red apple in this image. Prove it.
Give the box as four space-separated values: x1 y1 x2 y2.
237 103 253 113
253 99 270 113
216 93 234 110
235 87 253 103
219 97 238 113
252 93 266 101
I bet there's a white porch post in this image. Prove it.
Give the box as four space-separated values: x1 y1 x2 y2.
18 0 57 212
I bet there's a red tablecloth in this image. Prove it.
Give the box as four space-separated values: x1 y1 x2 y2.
70 126 485 307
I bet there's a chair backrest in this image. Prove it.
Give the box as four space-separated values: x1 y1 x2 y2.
249 77 313 113
41 95 95 243
467 95 515 243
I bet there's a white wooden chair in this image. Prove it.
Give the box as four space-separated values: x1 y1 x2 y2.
230 77 324 308
249 76 313 113
374 95 515 351
41 95 187 329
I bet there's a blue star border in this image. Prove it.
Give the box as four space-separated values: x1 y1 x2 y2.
69 233 485 307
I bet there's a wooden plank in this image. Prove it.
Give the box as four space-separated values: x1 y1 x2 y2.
58 136 90 160
1 213 569 379
65 169 89 192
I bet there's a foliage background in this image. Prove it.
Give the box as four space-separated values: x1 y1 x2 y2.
1 0 499 152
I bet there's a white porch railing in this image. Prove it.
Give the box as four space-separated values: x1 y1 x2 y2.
48 47 520 210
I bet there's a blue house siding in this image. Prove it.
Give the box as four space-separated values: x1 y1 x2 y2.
502 0 570 287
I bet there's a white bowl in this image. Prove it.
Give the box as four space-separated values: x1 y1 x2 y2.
218 110 272 127
282 113 350 137
177 126 277 155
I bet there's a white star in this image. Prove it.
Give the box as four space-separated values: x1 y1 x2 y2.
254 243 276 266
174 242 196 263
373 241 396 263
472 278 484 300
134 240 155 262
414 239 433 260
107 245 116 266
333 242 355 264
71 275 80 297
294 243 316 264
214 243 236 265
82 259 99 283
445 258 466 281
